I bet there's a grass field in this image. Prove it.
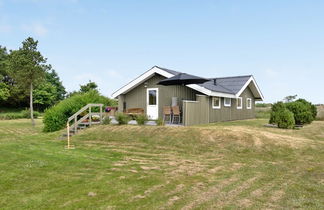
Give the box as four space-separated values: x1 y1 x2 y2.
0 119 323 209
317 105 324 120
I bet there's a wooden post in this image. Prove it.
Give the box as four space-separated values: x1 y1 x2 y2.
100 104 103 123
89 106 91 126
67 122 70 148
74 116 77 134
65 122 75 149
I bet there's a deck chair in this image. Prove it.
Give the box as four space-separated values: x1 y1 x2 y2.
172 106 181 124
163 106 172 124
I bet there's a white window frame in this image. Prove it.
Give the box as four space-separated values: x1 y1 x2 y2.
212 97 221 109
237 97 242 109
247 98 252 109
224 98 231 107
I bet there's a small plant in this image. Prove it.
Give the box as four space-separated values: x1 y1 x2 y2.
102 116 111 125
276 109 295 129
135 114 148 125
91 114 100 122
115 112 130 125
156 118 164 126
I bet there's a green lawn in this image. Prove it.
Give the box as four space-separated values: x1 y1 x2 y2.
0 119 323 209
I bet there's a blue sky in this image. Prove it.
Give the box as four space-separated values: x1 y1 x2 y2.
0 0 323 103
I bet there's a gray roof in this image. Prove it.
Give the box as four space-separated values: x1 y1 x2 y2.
201 76 252 94
154 66 181 75
155 66 251 95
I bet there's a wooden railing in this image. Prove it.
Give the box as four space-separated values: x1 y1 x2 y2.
66 103 104 137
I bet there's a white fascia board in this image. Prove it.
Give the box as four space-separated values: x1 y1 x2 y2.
111 66 174 98
235 76 264 101
187 84 236 98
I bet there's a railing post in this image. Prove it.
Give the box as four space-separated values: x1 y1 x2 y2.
89 106 92 126
100 104 103 124
67 122 70 148
74 116 77 133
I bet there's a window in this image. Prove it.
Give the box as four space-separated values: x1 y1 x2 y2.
148 90 157 105
212 97 221 109
247 98 252 109
237 97 242 109
224 98 231 107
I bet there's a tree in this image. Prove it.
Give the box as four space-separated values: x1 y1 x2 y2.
45 69 66 101
0 46 10 101
283 95 297 103
80 80 98 93
33 82 57 110
33 69 66 110
7 37 49 126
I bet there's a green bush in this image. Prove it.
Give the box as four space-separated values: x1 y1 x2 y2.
102 116 111 125
21 109 40 119
286 101 314 125
43 90 115 132
269 102 286 124
156 118 164 126
135 114 148 125
295 99 317 119
269 99 316 127
0 112 23 120
276 109 295 129
0 110 40 120
115 112 130 125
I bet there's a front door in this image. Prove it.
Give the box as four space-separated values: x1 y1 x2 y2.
146 88 158 120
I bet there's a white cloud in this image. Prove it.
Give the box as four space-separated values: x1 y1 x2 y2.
21 23 48 36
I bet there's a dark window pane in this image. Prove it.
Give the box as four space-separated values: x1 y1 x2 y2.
149 90 156 105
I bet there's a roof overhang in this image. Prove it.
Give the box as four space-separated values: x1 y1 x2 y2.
235 76 264 101
111 66 174 98
111 66 264 101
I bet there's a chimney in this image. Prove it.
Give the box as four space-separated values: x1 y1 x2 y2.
213 79 217 85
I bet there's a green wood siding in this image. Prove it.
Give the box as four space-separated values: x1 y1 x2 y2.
121 74 198 118
183 95 209 126
209 87 255 123
118 73 256 125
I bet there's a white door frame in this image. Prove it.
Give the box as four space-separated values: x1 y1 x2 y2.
146 88 159 120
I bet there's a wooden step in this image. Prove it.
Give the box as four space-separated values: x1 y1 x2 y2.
79 121 101 125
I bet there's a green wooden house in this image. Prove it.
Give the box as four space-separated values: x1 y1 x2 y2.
112 66 264 126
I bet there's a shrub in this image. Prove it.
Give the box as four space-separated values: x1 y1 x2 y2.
102 116 111 125
295 99 317 119
269 102 286 124
156 118 164 126
115 112 130 125
0 112 23 120
21 109 40 119
276 109 295 129
135 114 148 125
269 99 316 126
0 110 40 120
286 101 314 125
43 90 115 132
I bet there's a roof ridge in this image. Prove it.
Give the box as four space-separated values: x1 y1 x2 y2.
155 66 182 74
208 75 252 79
